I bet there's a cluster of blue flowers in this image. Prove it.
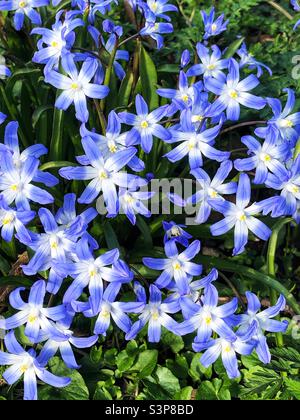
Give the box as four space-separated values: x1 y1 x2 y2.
0 1 296 399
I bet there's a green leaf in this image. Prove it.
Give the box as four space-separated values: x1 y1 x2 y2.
161 329 184 354
39 161 76 171
154 366 181 397
174 386 194 400
157 64 180 73
0 276 32 287
39 357 89 400
224 37 245 59
130 349 158 378
50 100 65 161
93 382 113 400
189 353 212 381
136 215 153 248
284 378 300 400
196 379 231 400
139 45 159 111
32 105 52 128
118 70 134 108
116 350 135 372
103 221 120 250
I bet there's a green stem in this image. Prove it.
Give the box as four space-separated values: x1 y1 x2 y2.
294 138 300 159
50 92 64 161
100 41 118 113
39 161 76 171
266 1 293 20
267 218 297 347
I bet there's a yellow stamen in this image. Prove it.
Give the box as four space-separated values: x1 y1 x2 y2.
224 346 231 353
239 214 247 221
152 311 159 321
211 24 217 32
207 64 216 70
99 170 108 180
51 41 59 48
20 364 29 373
205 316 212 325
2 215 14 225
140 120 149 129
28 315 37 323
229 90 238 99
108 143 117 153
89 270 96 278
209 190 218 198
10 184 18 191
71 82 79 90
19 1 26 7
100 309 110 318
173 262 181 270
182 94 189 102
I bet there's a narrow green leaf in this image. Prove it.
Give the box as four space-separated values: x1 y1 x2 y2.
139 45 159 110
224 37 245 59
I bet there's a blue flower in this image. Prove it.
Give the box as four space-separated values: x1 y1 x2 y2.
186 161 237 224
0 0 49 31
140 5 174 49
0 195 35 242
291 0 300 29
0 112 7 125
164 268 219 319
60 236 132 314
119 185 154 225
0 151 55 210
237 43 272 78
55 193 98 249
157 71 202 112
206 59 266 121
126 283 180 343
263 155 300 218
194 333 255 379
234 133 288 185
162 221 192 247
232 292 288 364
32 11 84 73
210 173 272 256
164 110 229 169
181 49 191 68
21 208 81 294
144 0 178 22
73 282 142 336
118 95 171 153
187 43 228 80
46 54 109 123
80 112 144 172
38 321 98 369
143 240 202 294
201 7 229 40
0 331 70 400
176 284 237 342
59 136 143 213
261 89 300 145
0 63 11 78
0 280 66 343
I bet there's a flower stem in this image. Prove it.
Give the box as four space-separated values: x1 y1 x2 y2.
266 1 294 20
267 217 297 347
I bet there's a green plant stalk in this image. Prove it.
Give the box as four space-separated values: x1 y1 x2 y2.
266 1 293 20
267 218 297 347
49 91 65 161
39 161 76 171
294 138 300 159
100 42 118 113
